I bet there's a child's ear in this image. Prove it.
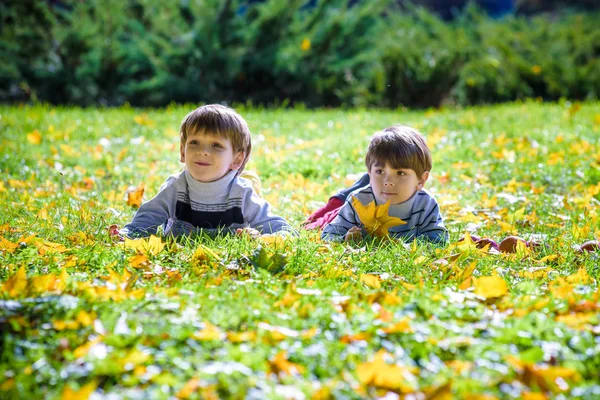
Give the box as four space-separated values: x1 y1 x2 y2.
180 144 185 163
417 171 430 190
230 151 245 170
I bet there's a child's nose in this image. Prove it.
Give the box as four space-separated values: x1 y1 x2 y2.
197 145 211 155
384 179 394 187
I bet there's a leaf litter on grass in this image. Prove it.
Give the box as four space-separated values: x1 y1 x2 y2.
1 102 600 398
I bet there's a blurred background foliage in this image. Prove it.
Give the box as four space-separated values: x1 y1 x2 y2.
1 0 598 108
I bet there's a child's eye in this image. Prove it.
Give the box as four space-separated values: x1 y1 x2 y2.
212 143 224 149
375 169 383 174
397 171 406 176
188 140 199 146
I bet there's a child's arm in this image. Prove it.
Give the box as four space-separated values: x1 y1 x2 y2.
242 191 293 235
120 178 177 238
321 197 362 242
415 197 449 245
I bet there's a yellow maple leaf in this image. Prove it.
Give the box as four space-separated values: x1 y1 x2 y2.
446 360 473 374
126 184 145 208
2 266 27 298
356 350 417 392
382 318 413 334
451 232 479 254
192 321 223 341
76 310 96 327
351 197 406 237
128 253 149 269
226 331 257 343
0 237 19 253
566 267 593 285
26 130 42 145
474 275 508 299
118 349 151 370
360 274 382 289
273 286 300 308
37 207 49 220
555 312 593 330
259 234 286 247
34 240 68 255
498 220 517 234
62 379 98 400
123 235 164 256
301 327 318 339
464 395 500 400
269 351 305 376
29 274 58 295
73 336 103 358
176 377 201 399
133 114 154 127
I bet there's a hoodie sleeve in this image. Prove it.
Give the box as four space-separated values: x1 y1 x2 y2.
242 190 294 235
416 196 449 245
321 195 362 241
120 176 178 238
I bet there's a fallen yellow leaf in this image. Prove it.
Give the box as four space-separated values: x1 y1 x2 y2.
0 237 19 253
123 235 165 256
360 274 382 289
356 350 417 392
176 377 201 399
191 244 220 264
382 318 413 334
269 351 305 376
473 275 508 299
566 268 593 285
73 336 103 359
34 240 68 255
192 322 223 341
62 379 98 400
126 184 144 208
2 266 27 298
226 331 257 343
27 130 42 145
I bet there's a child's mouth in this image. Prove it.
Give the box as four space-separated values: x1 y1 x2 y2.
195 162 211 166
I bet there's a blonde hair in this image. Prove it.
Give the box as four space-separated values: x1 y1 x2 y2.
365 125 432 178
180 104 252 173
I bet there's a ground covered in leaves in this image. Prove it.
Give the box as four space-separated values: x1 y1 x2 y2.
1 102 600 399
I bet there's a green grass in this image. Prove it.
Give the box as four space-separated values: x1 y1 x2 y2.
1 101 600 399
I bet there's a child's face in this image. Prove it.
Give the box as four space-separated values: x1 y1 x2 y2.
180 132 244 182
368 162 428 205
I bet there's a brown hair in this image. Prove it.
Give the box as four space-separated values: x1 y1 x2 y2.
365 125 432 177
180 104 252 173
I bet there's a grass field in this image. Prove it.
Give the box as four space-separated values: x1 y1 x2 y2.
1 101 600 399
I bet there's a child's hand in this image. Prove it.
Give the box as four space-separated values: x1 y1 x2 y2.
344 226 363 242
236 227 261 239
108 224 124 242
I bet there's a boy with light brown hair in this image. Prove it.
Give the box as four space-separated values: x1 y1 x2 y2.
113 104 291 238
321 125 448 243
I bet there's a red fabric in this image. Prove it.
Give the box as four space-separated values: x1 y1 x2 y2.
305 197 344 223
304 197 344 230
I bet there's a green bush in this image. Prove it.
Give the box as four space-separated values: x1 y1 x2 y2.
0 0 598 107
375 6 471 108
452 9 600 104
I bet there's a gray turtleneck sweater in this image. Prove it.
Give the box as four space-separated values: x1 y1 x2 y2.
322 185 448 244
121 169 291 237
